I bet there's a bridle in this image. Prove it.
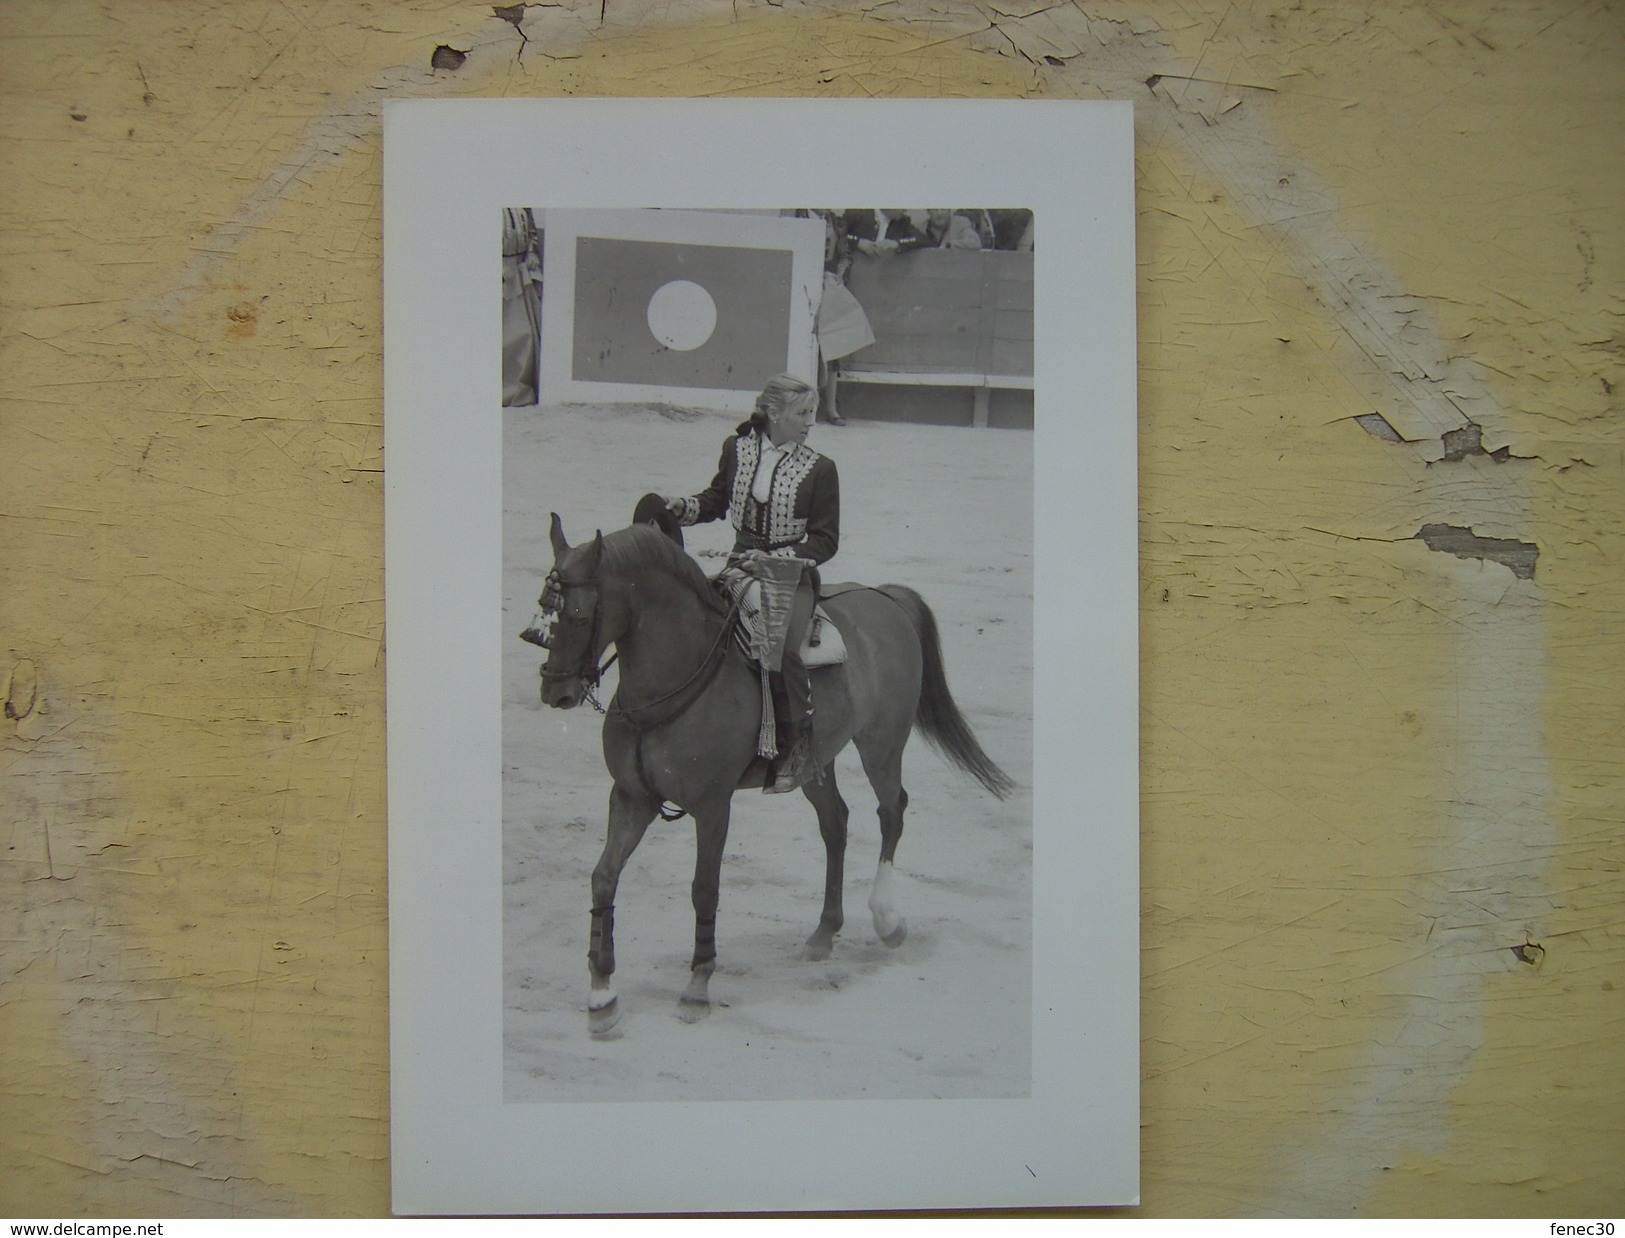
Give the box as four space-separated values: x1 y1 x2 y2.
527 566 615 709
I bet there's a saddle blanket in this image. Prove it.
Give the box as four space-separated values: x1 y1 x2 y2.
715 568 847 669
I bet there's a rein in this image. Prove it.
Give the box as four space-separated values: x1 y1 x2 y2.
605 591 741 730
571 652 617 715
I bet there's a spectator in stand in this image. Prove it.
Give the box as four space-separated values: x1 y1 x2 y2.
960 208 997 249
820 209 853 282
923 208 984 250
502 207 544 406
877 209 984 254
885 209 929 250
840 208 885 254
843 207 1007 253
812 209 874 426
988 209 1034 251
841 208 922 255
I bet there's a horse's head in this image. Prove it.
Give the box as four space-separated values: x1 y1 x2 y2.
535 513 608 709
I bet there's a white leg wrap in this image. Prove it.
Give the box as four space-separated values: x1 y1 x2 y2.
869 860 900 938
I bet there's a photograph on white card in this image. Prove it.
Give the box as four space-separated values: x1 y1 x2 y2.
387 98 1138 1214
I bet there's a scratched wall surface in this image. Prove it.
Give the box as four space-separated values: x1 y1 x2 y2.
2 0 1620 1219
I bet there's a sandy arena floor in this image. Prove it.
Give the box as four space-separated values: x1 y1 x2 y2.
501 402 1033 1102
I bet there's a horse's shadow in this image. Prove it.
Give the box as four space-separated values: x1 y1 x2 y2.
639 916 946 1036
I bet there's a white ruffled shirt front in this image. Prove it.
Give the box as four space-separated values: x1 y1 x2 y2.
750 438 795 504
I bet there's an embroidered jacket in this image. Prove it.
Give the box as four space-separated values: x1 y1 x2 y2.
674 431 839 566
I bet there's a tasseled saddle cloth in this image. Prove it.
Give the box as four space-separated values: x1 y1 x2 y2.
713 557 847 758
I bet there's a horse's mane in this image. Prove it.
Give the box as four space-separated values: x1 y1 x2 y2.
601 524 731 618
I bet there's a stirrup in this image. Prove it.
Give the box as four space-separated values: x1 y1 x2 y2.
765 735 814 794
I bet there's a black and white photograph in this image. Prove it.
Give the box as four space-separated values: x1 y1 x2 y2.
386 99 1138 1214
502 205 1036 1102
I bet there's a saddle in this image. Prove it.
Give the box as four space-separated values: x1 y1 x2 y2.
713 560 847 671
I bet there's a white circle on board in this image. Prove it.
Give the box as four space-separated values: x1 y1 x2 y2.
646 280 718 351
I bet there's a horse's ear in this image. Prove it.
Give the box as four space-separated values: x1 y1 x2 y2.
549 512 569 561
584 530 604 572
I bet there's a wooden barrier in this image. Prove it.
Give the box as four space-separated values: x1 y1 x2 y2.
839 248 1033 427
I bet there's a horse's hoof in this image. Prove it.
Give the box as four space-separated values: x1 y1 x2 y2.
588 995 621 1037
677 994 711 1023
879 918 907 949
804 930 837 962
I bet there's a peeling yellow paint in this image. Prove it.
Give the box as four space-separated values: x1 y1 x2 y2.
1253 7 1625 1215
2 0 1619 1219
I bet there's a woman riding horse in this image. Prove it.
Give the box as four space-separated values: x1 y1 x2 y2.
540 382 1012 1030
655 373 837 794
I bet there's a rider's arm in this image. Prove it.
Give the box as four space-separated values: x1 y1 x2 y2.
669 436 737 527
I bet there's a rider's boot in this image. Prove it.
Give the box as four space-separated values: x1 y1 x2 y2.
766 651 816 794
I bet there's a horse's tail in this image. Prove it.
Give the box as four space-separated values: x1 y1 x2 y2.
878 585 1016 800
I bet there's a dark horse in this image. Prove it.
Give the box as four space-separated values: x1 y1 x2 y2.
535 514 1013 1035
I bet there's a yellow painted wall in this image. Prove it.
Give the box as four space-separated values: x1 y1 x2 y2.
2 0 1619 1218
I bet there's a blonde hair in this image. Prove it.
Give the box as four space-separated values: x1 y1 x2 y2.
755 373 816 419
741 373 816 434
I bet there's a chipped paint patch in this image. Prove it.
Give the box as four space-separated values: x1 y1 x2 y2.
1415 524 1538 580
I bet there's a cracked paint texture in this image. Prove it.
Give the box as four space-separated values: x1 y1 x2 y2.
2 0 1620 1218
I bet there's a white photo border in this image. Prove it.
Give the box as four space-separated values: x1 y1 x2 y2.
384 97 1139 1215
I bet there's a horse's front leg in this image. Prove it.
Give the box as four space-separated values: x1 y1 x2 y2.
587 782 659 1036
678 796 732 1022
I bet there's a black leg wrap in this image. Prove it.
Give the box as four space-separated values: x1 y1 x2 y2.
589 904 616 974
693 915 717 969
